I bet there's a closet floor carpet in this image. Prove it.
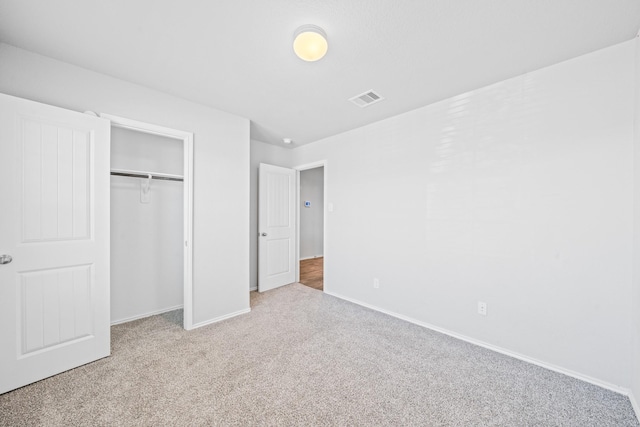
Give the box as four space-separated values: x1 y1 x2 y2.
1 283 638 426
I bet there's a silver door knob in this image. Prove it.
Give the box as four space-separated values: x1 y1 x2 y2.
0 255 12 265
261 233 267 237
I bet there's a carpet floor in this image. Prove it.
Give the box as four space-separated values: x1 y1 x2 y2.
0 283 638 426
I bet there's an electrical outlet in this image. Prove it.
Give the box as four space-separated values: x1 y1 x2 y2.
373 278 380 289
478 301 487 316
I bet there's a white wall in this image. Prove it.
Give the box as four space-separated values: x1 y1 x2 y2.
293 40 636 389
111 126 183 175
110 127 183 323
249 139 293 289
300 167 324 259
0 43 250 325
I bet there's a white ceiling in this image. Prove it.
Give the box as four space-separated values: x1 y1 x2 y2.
1 0 639 147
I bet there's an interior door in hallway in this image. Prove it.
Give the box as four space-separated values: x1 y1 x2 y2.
0 93 111 394
258 163 296 292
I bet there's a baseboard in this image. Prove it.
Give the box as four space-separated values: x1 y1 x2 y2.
324 291 630 396
110 304 184 326
189 307 251 330
630 391 640 423
249 286 257 291
300 255 323 261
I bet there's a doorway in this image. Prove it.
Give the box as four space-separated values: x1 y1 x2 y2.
296 162 326 292
102 115 194 330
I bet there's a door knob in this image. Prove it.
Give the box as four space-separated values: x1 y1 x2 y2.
261 233 267 237
0 255 12 265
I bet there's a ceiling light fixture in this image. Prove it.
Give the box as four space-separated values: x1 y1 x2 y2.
283 138 293 144
293 25 328 62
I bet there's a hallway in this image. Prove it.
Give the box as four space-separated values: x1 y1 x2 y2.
299 257 323 291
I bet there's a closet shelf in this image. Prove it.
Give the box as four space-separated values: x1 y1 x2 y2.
110 168 183 182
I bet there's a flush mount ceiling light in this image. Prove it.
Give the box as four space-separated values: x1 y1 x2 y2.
283 138 292 144
293 25 328 62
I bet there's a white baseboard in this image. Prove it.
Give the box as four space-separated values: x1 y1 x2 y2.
190 307 251 330
110 304 183 326
324 291 630 396
630 391 640 423
250 286 257 291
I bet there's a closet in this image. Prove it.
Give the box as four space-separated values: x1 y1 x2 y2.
110 125 184 325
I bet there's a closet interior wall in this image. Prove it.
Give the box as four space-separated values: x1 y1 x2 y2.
110 126 184 324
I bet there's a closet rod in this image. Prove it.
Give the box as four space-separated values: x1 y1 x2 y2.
110 170 183 182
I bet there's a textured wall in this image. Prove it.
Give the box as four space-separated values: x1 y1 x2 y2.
0 43 251 325
293 41 635 389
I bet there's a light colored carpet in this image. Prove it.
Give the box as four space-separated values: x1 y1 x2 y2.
0 283 638 426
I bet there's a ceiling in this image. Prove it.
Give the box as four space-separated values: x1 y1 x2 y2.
1 1 639 148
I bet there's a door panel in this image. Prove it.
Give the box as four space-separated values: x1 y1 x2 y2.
22 120 91 242
267 238 291 275
258 163 296 292
19 265 92 355
0 93 110 394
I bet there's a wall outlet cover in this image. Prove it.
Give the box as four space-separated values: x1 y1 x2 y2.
478 301 487 316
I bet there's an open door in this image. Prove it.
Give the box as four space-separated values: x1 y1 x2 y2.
258 163 296 292
0 93 111 394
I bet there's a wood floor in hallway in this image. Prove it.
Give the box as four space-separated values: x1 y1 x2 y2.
299 257 323 291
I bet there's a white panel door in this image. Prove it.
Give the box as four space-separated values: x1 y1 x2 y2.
0 93 110 394
258 163 296 292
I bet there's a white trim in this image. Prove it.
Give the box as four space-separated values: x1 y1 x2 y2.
183 131 194 330
325 290 631 396
300 255 323 261
632 30 640 427
295 171 300 283
295 160 327 171
294 160 327 291
190 308 251 330
631 391 640 423
100 114 188 140
102 113 195 331
250 286 258 291
110 305 184 326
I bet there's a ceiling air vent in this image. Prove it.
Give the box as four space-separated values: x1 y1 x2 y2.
349 90 385 108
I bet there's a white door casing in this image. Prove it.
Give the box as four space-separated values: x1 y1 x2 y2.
0 93 110 394
294 160 327 286
101 114 194 330
258 163 296 292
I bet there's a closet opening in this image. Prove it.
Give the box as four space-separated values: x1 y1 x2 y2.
104 115 194 330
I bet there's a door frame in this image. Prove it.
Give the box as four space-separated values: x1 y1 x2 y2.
294 160 327 291
101 114 195 330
